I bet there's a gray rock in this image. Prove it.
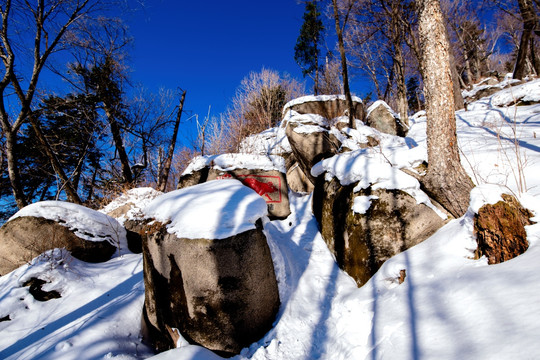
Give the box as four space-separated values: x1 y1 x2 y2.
142 221 280 356
286 161 315 193
365 101 407 136
0 216 116 276
285 121 340 184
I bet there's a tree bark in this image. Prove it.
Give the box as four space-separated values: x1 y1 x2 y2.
104 106 133 184
394 42 409 125
417 0 474 218
332 0 355 128
514 0 537 79
157 90 186 192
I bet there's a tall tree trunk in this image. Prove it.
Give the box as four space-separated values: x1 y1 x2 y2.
394 44 409 125
157 90 186 192
514 0 537 79
417 0 474 218
104 106 133 184
531 37 540 75
332 0 355 128
29 115 82 204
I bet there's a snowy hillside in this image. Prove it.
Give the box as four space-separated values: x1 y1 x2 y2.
1 79 540 360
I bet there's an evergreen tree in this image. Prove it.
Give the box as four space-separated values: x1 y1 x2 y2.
295 1 325 95
16 94 102 203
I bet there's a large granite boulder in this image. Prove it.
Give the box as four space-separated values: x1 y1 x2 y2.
313 177 447 287
474 193 534 264
141 180 280 356
177 154 290 219
365 100 407 136
0 201 125 276
283 95 365 122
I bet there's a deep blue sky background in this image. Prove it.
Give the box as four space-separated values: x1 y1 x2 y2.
123 0 308 141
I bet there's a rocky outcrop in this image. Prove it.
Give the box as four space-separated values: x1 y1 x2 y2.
474 194 534 264
283 95 365 121
313 177 446 286
365 101 407 136
0 216 116 276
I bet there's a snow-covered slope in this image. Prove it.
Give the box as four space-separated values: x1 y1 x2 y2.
1 80 540 360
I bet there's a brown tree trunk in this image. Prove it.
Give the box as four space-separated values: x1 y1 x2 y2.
394 43 409 125
417 0 474 218
514 0 537 79
157 90 186 192
332 0 355 129
104 106 133 184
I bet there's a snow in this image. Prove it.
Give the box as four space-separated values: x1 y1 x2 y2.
462 75 522 102
238 127 291 155
9 201 127 249
143 179 268 240
352 195 379 214
182 153 286 175
2 79 540 360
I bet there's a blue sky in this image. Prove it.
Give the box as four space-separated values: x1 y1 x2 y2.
124 1 307 130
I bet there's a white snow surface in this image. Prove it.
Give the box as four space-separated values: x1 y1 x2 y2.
9 201 127 248
352 195 379 214
143 179 268 240
182 153 286 175
238 127 291 155
2 79 540 360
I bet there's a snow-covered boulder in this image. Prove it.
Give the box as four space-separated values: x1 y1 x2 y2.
0 201 125 276
312 177 447 286
365 100 407 136
177 154 290 219
311 146 448 287
141 180 280 355
283 94 364 122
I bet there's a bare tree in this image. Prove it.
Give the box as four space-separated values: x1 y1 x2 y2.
416 0 474 217
222 68 304 152
0 0 110 208
157 90 186 192
332 0 355 128
514 0 539 78
318 54 343 95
